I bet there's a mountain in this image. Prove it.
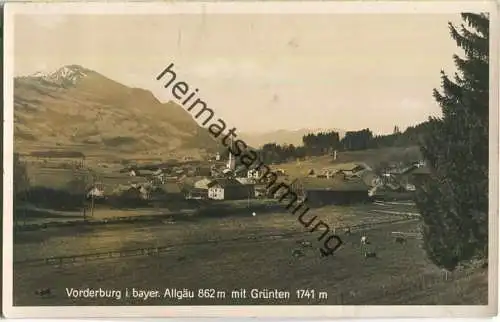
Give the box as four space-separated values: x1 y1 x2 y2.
239 128 346 148
14 65 221 161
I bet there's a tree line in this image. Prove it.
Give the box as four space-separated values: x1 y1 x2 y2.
256 123 431 164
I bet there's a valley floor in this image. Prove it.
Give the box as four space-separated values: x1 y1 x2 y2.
12 202 488 306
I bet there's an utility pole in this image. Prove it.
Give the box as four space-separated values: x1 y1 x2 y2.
90 170 96 219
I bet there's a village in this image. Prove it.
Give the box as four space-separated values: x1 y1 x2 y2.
82 149 430 210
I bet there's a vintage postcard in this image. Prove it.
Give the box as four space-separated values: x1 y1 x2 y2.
2 1 499 319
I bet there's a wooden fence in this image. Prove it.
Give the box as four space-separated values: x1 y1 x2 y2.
14 217 418 268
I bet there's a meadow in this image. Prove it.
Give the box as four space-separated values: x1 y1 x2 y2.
13 201 487 306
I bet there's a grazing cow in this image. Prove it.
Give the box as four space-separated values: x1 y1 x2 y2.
35 288 51 297
292 249 305 258
300 240 312 248
395 236 406 244
364 251 377 258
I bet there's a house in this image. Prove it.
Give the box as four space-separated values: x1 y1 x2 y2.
115 185 142 200
394 164 431 188
174 168 185 175
254 185 269 198
86 183 105 199
195 166 212 177
139 186 150 200
236 177 256 185
128 176 149 186
186 188 209 200
276 168 286 176
139 169 157 177
233 165 248 177
289 177 371 206
149 173 167 185
408 165 432 184
330 162 367 177
163 176 178 182
207 178 254 200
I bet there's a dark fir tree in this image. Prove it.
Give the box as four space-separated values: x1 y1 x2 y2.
415 13 489 271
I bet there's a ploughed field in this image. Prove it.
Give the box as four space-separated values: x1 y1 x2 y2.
13 201 486 306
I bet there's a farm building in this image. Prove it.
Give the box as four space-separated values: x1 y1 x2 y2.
233 165 248 177
113 185 143 200
138 169 158 177
86 183 106 200
330 162 367 177
236 177 256 185
186 188 208 200
407 164 431 183
195 166 212 177
289 177 371 206
253 183 276 198
393 164 431 189
207 178 254 200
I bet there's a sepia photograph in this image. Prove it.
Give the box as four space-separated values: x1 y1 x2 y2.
2 1 499 318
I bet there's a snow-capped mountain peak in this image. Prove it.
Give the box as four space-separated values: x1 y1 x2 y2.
29 65 90 86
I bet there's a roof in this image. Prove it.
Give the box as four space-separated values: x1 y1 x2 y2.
236 177 256 185
247 162 262 170
128 177 148 185
234 165 248 173
189 187 208 193
328 162 364 172
295 177 369 192
139 169 157 175
207 178 243 188
194 178 214 187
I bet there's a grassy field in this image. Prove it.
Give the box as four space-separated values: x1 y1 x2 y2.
274 146 421 177
12 201 487 306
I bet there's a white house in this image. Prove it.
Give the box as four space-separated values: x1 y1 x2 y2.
86 184 105 199
208 186 225 200
207 178 252 200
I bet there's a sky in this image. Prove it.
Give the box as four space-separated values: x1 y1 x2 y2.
13 13 462 135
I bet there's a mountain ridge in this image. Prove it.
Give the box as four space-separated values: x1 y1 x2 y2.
14 64 221 161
